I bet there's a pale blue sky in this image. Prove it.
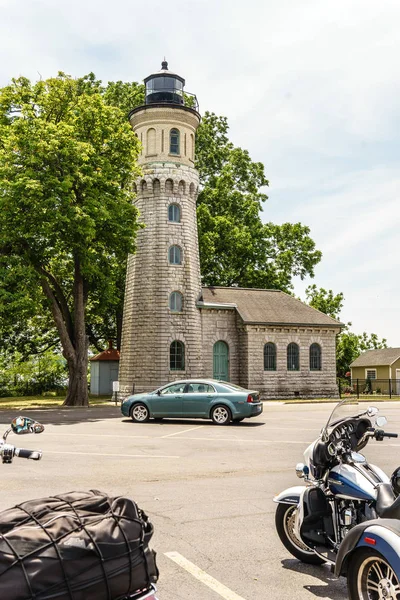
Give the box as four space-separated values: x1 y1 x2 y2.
1 0 399 344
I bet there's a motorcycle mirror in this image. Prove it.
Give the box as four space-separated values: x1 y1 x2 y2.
367 406 379 417
11 417 45 435
376 416 387 427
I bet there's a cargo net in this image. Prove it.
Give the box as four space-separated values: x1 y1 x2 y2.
0 490 158 600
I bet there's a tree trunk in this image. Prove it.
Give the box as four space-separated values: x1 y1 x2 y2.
64 350 89 406
63 259 89 407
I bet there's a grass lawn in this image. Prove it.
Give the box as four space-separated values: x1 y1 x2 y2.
0 395 112 409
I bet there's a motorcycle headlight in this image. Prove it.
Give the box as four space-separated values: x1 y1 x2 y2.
391 467 400 496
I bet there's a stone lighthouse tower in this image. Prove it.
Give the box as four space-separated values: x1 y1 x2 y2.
119 61 203 395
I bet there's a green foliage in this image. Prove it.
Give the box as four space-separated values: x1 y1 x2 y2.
0 72 142 404
0 349 68 397
196 113 322 289
336 330 387 377
305 284 344 319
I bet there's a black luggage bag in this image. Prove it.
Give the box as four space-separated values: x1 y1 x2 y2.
0 490 158 600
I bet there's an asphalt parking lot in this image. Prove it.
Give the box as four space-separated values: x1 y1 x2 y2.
1 400 400 600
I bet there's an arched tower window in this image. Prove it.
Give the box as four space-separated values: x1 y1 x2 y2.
170 340 185 370
141 180 147 193
168 204 181 223
168 245 182 265
310 343 322 371
189 183 195 196
178 180 185 195
169 291 183 312
287 343 299 371
153 178 160 193
264 343 276 371
170 128 180 155
190 134 195 160
146 128 156 155
165 179 173 193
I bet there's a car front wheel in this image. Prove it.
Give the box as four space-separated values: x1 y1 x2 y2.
130 403 150 423
211 405 232 425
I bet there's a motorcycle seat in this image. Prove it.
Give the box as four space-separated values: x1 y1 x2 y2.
376 483 400 518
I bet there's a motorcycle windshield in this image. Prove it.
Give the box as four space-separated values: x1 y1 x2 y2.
322 398 375 439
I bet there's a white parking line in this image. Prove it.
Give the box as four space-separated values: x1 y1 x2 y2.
161 425 205 438
165 436 312 445
165 551 247 600
45 451 179 458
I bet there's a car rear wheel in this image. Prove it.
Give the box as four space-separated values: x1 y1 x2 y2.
211 405 232 425
130 403 150 423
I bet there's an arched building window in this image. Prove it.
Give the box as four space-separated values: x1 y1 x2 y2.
287 343 299 371
168 245 182 265
165 179 173 193
170 128 180 154
178 180 185 194
169 291 183 312
170 341 185 370
310 343 322 371
264 343 276 371
168 204 181 222
153 179 160 193
146 128 156 155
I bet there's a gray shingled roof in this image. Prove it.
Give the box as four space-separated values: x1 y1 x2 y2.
200 287 343 327
350 348 400 367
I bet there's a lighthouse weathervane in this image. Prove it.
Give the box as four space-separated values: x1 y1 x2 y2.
119 61 203 395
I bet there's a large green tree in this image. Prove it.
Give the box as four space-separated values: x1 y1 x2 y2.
0 73 141 405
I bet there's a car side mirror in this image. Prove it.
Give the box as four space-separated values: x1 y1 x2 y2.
11 417 45 435
157 390 161 396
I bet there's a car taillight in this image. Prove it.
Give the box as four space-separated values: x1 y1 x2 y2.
247 394 254 403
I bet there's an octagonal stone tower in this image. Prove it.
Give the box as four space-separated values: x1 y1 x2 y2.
119 61 203 395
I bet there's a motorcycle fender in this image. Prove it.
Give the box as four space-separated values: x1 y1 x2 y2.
273 486 307 505
335 522 400 578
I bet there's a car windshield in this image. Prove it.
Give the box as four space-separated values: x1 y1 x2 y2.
321 398 377 440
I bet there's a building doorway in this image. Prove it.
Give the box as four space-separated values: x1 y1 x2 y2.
213 341 229 382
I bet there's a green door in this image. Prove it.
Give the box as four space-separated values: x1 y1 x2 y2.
213 341 229 382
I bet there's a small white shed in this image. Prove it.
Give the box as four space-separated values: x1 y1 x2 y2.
90 342 120 396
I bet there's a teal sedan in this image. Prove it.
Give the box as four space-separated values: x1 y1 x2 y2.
121 379 263 425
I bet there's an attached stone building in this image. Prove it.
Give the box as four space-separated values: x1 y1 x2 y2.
119 62 342 399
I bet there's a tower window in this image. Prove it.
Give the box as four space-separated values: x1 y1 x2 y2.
287 343 299 371
169 291 183 312
170 340 185 370
168 245 182 265
170 128 180 155
264 343 277 371
168 204 181 223
310 343 322 371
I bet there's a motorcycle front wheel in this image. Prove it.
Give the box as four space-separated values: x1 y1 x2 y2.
347 548 400 600
275 503 325 565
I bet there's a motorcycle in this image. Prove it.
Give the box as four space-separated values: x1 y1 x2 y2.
274 398 400 599
0 416 159 600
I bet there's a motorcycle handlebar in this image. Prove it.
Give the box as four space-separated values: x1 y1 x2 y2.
14 448 42 460
374 429 398 441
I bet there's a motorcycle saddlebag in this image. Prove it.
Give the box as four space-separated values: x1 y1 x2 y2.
0 490 158 600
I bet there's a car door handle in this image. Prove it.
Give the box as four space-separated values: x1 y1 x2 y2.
175 395 182 398
207 395 214 398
